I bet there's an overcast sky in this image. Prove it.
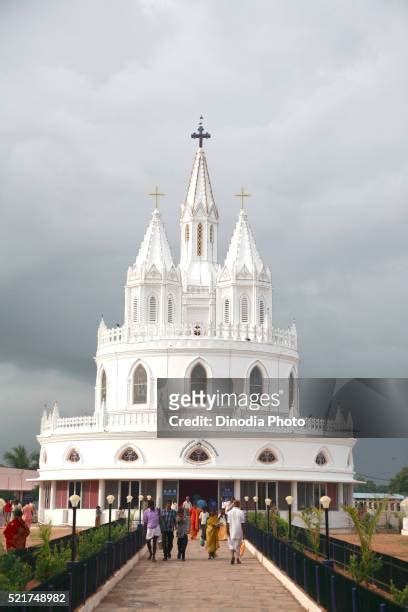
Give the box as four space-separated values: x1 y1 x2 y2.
0 0 407 481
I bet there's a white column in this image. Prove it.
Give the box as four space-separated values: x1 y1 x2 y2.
38 483 44 522
50 481 56 510
156 479 163 508
338 483 344 507
234 479 241 500
98 479 105 509
291 481 298 512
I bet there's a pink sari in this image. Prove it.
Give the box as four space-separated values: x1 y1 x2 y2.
22 504 33 528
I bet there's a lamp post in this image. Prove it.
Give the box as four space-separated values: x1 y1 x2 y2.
126 495 133 531
320 495 331 560
69 494 81 562
253 496 258 526
146 495 152 502
138 494 144 526
265 498 271 533
106 495 115 541
244 496 249 514
285 495 293 541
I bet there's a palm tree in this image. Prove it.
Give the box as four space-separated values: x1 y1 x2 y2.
3 445 39 469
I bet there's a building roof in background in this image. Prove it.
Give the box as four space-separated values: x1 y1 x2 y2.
0 466 39 491
353 492 404 500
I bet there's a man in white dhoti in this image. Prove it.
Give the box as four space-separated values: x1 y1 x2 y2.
227 500 245 565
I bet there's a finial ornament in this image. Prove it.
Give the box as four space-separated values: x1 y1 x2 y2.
148 186 165 210
235 187 251 210
191 116 211 148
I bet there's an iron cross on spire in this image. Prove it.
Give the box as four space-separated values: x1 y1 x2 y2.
191 116 211 148
148 186 165 210
235 187 251 210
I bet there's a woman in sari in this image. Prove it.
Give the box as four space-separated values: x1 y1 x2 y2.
205 510 219 559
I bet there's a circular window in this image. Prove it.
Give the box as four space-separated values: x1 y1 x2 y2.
67 449 80 463
120 448 138 462
258 449 276 463
188 448 210 463
315 452 327 466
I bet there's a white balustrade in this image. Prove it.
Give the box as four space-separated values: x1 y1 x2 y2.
97 322 297 350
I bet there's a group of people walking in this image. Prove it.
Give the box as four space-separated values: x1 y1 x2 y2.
1 499 34 551
143 496 245 564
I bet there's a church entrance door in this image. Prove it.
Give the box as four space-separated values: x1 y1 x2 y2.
178 479 218 509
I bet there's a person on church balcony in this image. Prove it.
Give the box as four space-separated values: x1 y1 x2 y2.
160 501 176 560
227 500 245 565
143 499 161 562
205 509 220 559
4 507 30 552
189 503 200 540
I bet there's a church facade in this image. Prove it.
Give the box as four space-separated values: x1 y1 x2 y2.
37 122 356 527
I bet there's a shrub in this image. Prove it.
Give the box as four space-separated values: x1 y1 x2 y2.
390 581 408 606
298 507 323 558
342 503 384 585
0 552 32 591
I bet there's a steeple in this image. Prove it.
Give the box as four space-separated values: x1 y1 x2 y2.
179 117 219 288
132 208 175 279
223 209 270 280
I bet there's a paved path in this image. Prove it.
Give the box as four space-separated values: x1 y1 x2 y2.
96 539 303 611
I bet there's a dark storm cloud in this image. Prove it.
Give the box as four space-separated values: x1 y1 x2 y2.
0 0 407 476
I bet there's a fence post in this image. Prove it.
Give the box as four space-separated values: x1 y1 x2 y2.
315 565 320 605
293 552 297 583
379 605 386 612
330 574 336 612
351 586 357 612
303 559 307 591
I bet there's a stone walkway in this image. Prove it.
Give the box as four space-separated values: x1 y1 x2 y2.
96 539 303 611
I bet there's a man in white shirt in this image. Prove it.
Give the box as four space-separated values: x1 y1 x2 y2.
227 500 245 564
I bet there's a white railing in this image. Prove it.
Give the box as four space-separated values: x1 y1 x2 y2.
98 323 297 349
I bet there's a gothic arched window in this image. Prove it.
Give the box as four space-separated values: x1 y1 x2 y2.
224 298 230 324
190 363 207 396
209 225 214 243
68 449 80 463
289 371 295 410
133 297 139 323
249 366 263 397
258 449 276 463
315 451 327 466
101 370 107 404
187 447 210 463
148 295 157 323
133 365 147 404
167 296 174 324
240 295 249 323
120 447 138 462
185 225 190 242
259 298 265 324
197 223 203 256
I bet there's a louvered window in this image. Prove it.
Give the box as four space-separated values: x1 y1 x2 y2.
224 299 230 324
197 223 203 256
259 299 265 324
241 295 249 323
148 296 157 323
167 296 174 324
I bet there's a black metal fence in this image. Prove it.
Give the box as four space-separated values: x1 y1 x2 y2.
246 524 407 612
292 526 408 592
22 525 145 612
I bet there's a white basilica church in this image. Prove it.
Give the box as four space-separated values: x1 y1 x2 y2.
37 121 356 527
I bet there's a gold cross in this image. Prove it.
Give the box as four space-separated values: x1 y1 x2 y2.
235 187 251 210
149 186 165 209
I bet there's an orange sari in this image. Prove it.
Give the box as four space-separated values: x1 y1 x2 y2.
189 506 200 539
